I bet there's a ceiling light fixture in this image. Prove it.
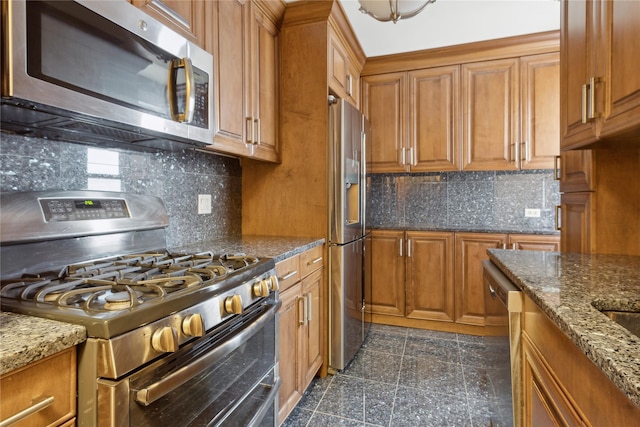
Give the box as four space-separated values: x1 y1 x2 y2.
358 0 436 24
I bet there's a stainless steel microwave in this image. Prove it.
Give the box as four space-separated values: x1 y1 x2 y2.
1 0 214 151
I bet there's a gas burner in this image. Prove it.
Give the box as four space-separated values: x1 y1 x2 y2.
219 253 259 271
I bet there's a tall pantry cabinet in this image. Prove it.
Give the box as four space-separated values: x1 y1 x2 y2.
559 0 640 255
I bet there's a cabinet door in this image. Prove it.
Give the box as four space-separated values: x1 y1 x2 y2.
454 232 507 325
362 73 407 173
301 269 323 389
520 53 560 170
559 150 594 193
598 0 640 140
329 31 349 98
508 234 560 252
408 66 460 171
131 0 205 47
277 285 303 423
370 230 405 316
560 192 594 254
209 0 252 157
560 0 598 149
249 3 279 162
462 59 519 171
405 231 455 322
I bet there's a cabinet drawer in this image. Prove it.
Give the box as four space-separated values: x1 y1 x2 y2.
0 347 76 427
276 255 300 292
299 245 324 278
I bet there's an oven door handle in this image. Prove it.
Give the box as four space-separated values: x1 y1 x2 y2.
133 299 281 407
246 376 281 427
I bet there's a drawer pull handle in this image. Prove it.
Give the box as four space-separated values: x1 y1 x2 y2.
307 257 322 266
279 271 298 281
0 395 54 427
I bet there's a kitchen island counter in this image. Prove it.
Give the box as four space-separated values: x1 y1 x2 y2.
0 312 86 375
488 249 640 408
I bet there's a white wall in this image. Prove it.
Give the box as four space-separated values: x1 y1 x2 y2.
339 0 561 57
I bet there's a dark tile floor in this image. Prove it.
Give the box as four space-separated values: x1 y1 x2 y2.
281 323 504 427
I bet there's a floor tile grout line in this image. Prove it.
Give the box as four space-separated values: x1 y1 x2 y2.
386 329 408 427
303 373 335 427
457 338 476 426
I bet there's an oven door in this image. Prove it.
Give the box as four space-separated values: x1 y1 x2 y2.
97 297 280 427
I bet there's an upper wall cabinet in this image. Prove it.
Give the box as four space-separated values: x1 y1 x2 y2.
560 0 640 150
130 0 205 47
329 27 360 107
204 0 282 162
362 66 459 173
362 32 560 173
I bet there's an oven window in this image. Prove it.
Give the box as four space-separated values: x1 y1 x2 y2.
128 308 276 427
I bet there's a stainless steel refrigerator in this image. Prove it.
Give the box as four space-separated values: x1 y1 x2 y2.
327 96 372 372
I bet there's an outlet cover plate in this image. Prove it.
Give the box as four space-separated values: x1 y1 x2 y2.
198 194 212 214
525 208 541 218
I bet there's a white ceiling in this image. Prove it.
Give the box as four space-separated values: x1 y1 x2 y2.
337 0 561 57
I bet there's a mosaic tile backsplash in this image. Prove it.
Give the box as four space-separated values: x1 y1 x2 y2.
0 134 242 247
368 170 560 234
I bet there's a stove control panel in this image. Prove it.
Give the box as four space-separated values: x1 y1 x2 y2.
39 197 130 222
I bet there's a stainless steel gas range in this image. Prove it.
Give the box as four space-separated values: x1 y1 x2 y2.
0 191 280 427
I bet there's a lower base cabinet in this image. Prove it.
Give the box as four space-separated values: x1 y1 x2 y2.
521 294 640 426
0 347 77 426
277 247 323 425
370 230 559 334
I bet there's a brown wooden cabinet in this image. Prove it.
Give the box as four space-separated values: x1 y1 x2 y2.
455 232 559 326
131 0 205 47
406 231 455 322
0 347 76 427
369 230 405 317
362 34 559 173
361 73 407 173
276 246 323 424
328 28 359 108
520 53 561 170
205 0 281 162
462 59 519 171
560 0 640 149
558 149 640 255
521 294 640 426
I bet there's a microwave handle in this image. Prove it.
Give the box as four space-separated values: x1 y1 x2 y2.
168 58 195 124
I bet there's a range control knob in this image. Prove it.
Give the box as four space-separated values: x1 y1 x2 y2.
151 326 178 353
268 275 279 291
224 294 243 315
182 313 205 337
253 280 270 297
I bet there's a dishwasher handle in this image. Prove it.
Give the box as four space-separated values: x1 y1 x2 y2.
482 260 522 312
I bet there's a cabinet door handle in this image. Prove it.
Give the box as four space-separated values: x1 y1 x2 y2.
399 238 403 257
512 243 516 250
588 77 600 120
298 296 306 326
0 395 55 427
246 117 255 144
279 270 298 281
306 293 313 322
399 147 406 165
581 83 588 124
407 238 412 257
502 243 507 249
554 155 561 181
254 117 261 145
347 74 353 96
307 257 323 266
555 205 562 231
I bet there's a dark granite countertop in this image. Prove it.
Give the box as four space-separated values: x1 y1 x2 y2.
0 312 86 375
372 226 559 235
487 249 640 407
1 235 324 375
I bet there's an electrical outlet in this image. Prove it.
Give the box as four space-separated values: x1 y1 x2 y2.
525 208 541 218
197 194 212 214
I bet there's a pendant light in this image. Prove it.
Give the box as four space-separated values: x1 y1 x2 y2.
358 0 436 24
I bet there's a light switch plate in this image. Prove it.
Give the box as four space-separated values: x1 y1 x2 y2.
197 194 212 214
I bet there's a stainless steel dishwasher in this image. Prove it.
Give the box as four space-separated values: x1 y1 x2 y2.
483 260 523 427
